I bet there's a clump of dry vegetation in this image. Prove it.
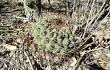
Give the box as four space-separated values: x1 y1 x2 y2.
0 0 110 70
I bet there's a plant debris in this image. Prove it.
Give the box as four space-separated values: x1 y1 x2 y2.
0 0 110 70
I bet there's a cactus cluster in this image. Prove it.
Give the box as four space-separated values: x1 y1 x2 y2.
32 18 74 54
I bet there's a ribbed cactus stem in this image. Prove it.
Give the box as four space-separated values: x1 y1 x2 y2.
62 38 69 47
45 44 52 51
41 31 47 36
32 18 75 54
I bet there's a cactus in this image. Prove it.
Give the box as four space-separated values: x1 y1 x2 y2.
62 37 70 47
32 18 74 54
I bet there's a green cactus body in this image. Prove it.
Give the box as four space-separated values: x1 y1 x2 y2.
45 44 51 51
57 38 62 46
53 44 60 53
53 32 58 38
40 31 47 37
62 37 70 47
49 32 54 38
35 35 42 43
65 32 69 38
25 0 34 6
32 18 74 54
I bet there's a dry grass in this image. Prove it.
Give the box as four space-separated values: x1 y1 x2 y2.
0 0 110 70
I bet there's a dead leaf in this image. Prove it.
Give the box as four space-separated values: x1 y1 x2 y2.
3 44 17 50
68 57 77 70
92 50 110 70
104 33 110 42
29 42 36 51
71 57 77 66
24 34 31 46
92 31 110 44
16 38 22 44
7 34 19 38
49 18 66 31
92 31 104 43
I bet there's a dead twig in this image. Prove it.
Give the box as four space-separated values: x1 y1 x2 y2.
91 7 110 31
0 8 24 13
83 0 96 39
24 50 34 70
74 51 89 70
